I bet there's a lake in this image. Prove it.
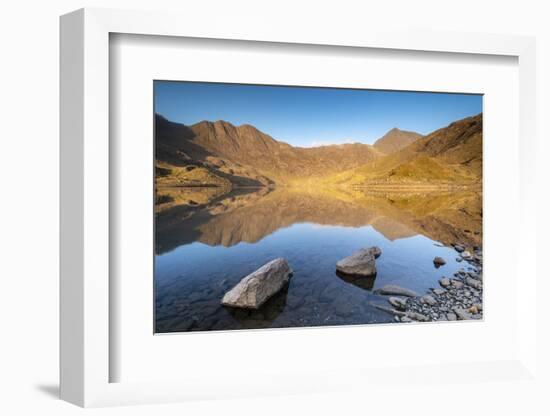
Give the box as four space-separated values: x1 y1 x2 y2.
154 186 482 333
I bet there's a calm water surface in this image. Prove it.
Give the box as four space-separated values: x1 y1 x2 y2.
155 187 482 332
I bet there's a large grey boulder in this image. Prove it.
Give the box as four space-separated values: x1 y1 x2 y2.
221 258 292 309
336 247 380 277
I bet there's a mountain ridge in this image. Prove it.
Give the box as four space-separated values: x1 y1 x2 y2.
155 113 481 188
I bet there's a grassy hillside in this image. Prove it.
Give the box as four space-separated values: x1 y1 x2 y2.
324 114 482 186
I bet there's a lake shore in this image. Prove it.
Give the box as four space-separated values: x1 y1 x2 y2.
372 244 483 322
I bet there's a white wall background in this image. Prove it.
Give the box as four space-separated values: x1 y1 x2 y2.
0 0 548 414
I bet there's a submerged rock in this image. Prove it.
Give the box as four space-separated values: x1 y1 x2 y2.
371 302 406 317
453 244 465 253
433 256 446 266
388 296 408 310
336 247 379 277
421 295 437 306
375 284 417 297
221 258 292 309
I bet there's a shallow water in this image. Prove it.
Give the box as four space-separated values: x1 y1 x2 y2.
155 187 482 333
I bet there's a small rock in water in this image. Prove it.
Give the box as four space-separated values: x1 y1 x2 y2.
432 288 446 296
400 316 413 323
454 244 465 253
421 295 437 306
375 284 418 297
456 257 463 262
221 258 292 309
336 247 378 277
461 251 473 260
388 296 408 310
370 302 406 317
439 277 451 288
433 256 446 267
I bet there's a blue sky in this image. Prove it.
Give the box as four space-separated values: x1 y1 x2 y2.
154 81 482 147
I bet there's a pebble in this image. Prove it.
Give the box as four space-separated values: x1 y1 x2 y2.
451 280 464 289
388 296 408 310
465 277 482 290
421 295 437 306
446 312 457 321
454 308 472 320
439 277 451 288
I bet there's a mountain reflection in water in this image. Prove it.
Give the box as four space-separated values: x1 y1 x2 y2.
154 186 482 333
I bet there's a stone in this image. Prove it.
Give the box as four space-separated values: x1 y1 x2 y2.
433 256 446 266
454 308 472 320
432 288 446 296
454 244 465 253
467 305 479 314
474 303 483 311
371 302 406 317
451 280 464 289
221 258 292 309
439 277 451 288
446 312 457 321
375 284 418 297
456 257 463 262
461 251 473 260
336 248 378 277
421 295 437 306
369 246 382 259
465 277 482 290
388 296 408 310
400 316 413 323
407 312 429 322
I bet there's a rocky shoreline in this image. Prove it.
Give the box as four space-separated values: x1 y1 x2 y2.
371 244 483 322
220 242 483 324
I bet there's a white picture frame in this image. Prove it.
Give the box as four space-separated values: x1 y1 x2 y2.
60 7 538 408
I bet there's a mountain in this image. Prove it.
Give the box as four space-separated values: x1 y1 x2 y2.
326 113 482 186
155 114 383 186
373 127 422 154
156 113 481 189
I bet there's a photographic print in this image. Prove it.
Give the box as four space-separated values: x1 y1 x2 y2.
154 81 483 333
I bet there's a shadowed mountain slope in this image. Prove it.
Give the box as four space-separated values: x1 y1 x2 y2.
155 114 383 186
